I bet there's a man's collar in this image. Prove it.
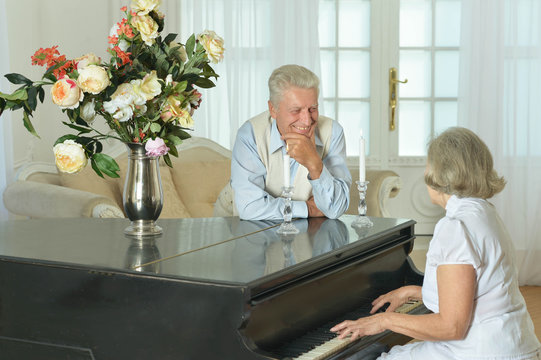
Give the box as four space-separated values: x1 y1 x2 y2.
270 118 324 154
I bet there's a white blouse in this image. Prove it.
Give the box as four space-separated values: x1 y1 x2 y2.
379 196 540 360
421 196 540 359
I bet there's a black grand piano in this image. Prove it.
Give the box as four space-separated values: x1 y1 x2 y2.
0 215 427 359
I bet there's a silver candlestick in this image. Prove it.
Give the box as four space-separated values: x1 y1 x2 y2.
277 186 300 235
352 180 373 228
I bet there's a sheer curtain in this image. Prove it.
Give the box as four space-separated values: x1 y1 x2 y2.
177 0 321 149
458 0 541 285
0 0 14 220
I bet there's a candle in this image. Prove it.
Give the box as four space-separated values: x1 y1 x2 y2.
359 129 366 182
283 153 290 187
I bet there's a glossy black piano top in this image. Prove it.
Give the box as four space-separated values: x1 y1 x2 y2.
0 216 414 286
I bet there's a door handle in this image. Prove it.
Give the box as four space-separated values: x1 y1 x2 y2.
389 67 408 131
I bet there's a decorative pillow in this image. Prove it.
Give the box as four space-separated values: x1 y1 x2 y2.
115 153 192 219
59 163 123 210
169 147 231 218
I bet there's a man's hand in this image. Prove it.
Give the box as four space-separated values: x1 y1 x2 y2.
282 132 323 179
306 196 325 217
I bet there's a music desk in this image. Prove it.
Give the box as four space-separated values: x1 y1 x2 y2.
0 215 422 359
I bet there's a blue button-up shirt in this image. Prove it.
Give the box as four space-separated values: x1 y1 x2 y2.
231 118 351 220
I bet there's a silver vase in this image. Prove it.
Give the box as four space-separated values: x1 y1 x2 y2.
123 142 163 236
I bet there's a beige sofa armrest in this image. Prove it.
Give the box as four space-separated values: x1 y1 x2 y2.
3 181 124 219
346 168 401 217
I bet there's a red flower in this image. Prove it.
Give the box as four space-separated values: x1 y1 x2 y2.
31 46 60 66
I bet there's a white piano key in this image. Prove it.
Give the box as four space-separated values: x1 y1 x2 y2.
294 301 424 359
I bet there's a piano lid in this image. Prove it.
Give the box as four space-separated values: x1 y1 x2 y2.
0 216 415 292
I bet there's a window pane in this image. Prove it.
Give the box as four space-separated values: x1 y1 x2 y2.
319 0 336 47
399 101 430 156
320 50 336 98
399 50 431 97
434 50 459 97
323 100 336 122
338 50 370 98
434 101 457 134
435 0 461 46
400 0 432 47
338 0 370 47
337 101 370 156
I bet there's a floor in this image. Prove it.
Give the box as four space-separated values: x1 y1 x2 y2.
411 236 541 342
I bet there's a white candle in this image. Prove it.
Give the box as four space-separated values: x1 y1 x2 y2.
283 153 290 187
359 129 366 182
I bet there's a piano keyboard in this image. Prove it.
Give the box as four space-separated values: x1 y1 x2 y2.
273 300 424 360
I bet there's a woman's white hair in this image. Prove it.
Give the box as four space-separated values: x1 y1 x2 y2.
425 127 505 199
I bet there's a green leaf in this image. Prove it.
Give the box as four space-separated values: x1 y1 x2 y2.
166 134 183 146
0 88 28 101
27 86 38 111
61 121 92 134
163 153 173 167
37 86 45 103
95 141 103 154
185 34 196 58
167 142 178 157
163 33 177 45
22 111 40 138
43 73 57 83
5 73 33 86
169 127 192 140
90 159 105 178
150 123 161 133
194 77 216 89
92 153 120 178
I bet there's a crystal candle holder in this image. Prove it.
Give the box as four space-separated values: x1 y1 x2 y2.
277 186 300 235
352 180 373 228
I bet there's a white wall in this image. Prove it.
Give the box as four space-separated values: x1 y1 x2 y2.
4 0 137 169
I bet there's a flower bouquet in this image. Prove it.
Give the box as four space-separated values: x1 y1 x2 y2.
0 0 224 178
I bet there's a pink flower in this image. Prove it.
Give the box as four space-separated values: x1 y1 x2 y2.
145 137 169 157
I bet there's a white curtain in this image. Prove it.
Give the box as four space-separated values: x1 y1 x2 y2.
0 0 14 220
458 0 541 285
177 0 321 149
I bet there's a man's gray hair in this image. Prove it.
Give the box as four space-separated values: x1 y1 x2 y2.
268 64 320 107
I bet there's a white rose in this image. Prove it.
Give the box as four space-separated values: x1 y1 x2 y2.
138 70 161 100
130 0 161 15
75 53 101 70
104 83 139 121
80 100 96 124
53 140 88 174
112 105 134 123
197 30 225 64
51 77 84 109
77 65 110 94
131 15 159 46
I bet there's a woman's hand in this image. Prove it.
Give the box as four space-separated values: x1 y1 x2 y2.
370 285 422 314
330 286 422 341
330 313 388 340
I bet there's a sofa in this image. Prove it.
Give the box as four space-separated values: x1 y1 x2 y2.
3 137 401 219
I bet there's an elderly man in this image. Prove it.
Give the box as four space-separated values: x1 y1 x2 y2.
217 64 351 220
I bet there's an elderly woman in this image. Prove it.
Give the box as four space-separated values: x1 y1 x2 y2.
331 127 540 359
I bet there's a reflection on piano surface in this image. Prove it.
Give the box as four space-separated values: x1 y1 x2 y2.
0 215 428 359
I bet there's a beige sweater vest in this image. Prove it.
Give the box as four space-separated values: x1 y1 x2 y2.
213 111 334 217
249 111 333 201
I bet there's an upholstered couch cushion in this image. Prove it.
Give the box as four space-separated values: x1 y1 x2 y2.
3 137 401 220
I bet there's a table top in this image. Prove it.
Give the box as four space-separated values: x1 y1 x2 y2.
0 215 414 285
